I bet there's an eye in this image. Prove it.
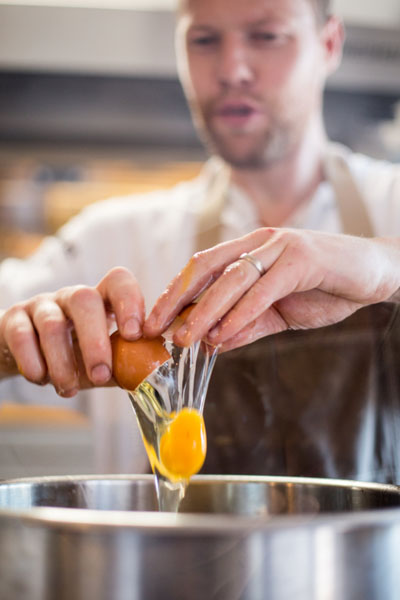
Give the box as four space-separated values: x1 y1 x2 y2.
189 34 219 48
250 31 283 44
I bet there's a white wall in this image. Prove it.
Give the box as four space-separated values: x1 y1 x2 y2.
333 0 400 28
4 0 400 24
0 5 177 76
0 0 177 7
0 1 399 78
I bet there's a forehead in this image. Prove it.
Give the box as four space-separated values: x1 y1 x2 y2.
178 0 315 28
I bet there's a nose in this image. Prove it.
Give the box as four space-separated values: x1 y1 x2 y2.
217 35 254 89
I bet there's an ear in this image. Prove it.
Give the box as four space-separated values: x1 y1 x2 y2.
320 16 345 76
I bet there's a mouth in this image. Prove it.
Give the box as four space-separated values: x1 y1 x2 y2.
219 104 254 116
214 101 261 128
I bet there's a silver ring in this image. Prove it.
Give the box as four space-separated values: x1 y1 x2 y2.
239 252 265 276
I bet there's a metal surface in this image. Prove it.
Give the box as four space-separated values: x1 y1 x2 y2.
0 475 400 600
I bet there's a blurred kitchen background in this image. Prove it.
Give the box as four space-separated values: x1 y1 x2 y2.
1 0 400 261
0 0 399 478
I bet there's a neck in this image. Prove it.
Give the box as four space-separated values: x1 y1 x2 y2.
230 119 328 227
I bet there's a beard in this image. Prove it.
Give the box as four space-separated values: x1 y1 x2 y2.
202 126 291 169
191 99 295 170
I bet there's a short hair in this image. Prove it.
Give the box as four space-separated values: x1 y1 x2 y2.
177 0 332 26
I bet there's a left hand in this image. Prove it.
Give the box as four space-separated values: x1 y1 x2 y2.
144 228 400 352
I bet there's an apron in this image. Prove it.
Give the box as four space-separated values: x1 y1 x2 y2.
197 146 400 484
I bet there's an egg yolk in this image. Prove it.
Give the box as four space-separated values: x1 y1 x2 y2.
159 408 207 480
111 332 171 390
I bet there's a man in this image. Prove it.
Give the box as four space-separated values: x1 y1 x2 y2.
1 0 400 480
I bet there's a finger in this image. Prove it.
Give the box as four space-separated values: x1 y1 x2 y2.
172 258 261 346
218 290 364 352
144 228 273 337
71 332 117 389
97 266 145 339
30 300 79 397
56 286 112 386
169 232 288 345
207 240 321 344
275 289 363 329
217 307 288 352
2 307 47 383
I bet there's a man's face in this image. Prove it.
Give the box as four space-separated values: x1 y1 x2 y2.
176 0 339 169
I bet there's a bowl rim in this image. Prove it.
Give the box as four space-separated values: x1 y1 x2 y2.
0 474 399 536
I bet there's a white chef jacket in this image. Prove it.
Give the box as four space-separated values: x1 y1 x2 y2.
0 148 399 473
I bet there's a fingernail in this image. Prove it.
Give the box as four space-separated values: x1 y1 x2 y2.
39 375 50 386
174 325 191 347
208 326 220 341
123 317 141 339
58 388 79 398
91 364 111 384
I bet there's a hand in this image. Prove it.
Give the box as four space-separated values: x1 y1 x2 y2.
144 228 400 352
0 267 145 396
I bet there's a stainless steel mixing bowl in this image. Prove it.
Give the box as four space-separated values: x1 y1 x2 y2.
0 474 400 600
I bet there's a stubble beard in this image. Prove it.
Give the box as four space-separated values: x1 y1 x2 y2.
193 104 292 170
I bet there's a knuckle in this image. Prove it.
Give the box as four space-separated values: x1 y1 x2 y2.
260 226 276 239
250 226 276 246
273 228 293 244
191 251 209 270
8 327 31 352
186 251 215 281
68 286 99 310
3 303 24 321
101 266 133 288
278 229 310 259
31 292 54 306
4 314 31 349
292 238 312 262
39 316 66 339
88 335 109 356
108 265 131 278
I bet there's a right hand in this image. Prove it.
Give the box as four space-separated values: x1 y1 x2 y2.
145 228 400 351
0 267 145 397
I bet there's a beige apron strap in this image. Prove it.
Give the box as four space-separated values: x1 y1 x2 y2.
195 145 374 254
195 161 231 252
324 145 375 238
